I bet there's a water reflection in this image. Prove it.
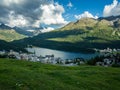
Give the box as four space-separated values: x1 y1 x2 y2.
27 47 98 60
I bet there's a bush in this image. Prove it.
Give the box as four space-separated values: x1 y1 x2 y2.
112 64 120 67
87 56 104 65
87 59 98 65
0 54 8 58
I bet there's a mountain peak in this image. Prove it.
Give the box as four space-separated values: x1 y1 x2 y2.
0 23 12 30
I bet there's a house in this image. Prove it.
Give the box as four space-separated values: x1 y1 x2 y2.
0 50 7 58
74 58 85 65
96 62 103 66
8 50 19 59
103 58 112 67
44 54 55 63
0 50 6 55
27 54 40 62
20 54 29 60
65 59 73 64
55 57 64 64
96 57 116 67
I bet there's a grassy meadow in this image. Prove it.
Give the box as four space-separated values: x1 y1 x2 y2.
0 58 120 90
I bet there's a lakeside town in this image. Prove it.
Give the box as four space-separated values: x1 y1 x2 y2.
0 48 120 67
0 49 85 66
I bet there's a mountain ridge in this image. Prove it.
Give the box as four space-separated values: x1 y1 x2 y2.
0 15 120 53
0 24 26 42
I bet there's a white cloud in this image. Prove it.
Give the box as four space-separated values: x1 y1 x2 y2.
32 20 41 28
40 3 68 26
74 11 98 20
8 11 29 27
27 30 35 32
67 1 73 8
41 27 54 33
103 0 120 17
0 0 68 28
2 0 24 6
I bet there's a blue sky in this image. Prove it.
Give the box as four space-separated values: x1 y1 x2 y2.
55 0 120 21
0 0 120 30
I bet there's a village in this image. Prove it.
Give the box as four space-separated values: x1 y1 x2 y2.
93 48 120 67
0 50 85 66
0 48 120 67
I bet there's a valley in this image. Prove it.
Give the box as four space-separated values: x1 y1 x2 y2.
0 16 120 53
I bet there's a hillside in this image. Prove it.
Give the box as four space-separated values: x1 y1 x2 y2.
50 18 120 45
0 23 42 37
0 58 120 90
0 23 27 42
11 16 120 53
0 16 120 53
0 40 26 52
0 29 26 42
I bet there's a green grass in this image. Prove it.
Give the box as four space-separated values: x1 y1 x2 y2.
0 58 120 90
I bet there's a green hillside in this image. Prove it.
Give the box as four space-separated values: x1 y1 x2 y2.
0 29 26 42
1 17 120 53
11 17 120 53
0 40 26 52
0 58 120 90
52 18 120 44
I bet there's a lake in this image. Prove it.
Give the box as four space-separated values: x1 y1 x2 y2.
26 47 98 60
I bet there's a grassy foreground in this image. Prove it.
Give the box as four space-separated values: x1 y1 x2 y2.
0 59 120 90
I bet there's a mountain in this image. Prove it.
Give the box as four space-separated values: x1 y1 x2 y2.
0 15 120 53
114 19 120 28
13 26 35 36
99 15 120 21
0 23 41 37
0 40 27 52
0 23 12 30
0 24 26 42
11 15 120 53
99 15 120 29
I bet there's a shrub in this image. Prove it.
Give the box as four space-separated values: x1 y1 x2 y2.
0 54 8 58
87 56 104 65
112 64 120 67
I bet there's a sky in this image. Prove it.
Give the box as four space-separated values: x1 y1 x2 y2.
0 0 120 30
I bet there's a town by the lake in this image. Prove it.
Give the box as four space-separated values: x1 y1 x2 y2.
0 47 120 67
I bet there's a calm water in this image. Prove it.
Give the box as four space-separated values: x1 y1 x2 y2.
27 47 98 60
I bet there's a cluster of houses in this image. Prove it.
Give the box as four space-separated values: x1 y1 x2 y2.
0 50 85 66
95 48 120 67
1 48 120 67
99 48 120 56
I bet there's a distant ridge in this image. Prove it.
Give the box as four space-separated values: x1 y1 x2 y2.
98 15 120 21
0 24 26 42
0 23 12 30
